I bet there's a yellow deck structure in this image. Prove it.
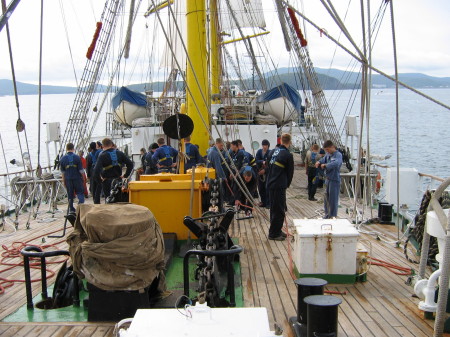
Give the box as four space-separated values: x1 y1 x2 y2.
129 168 216 240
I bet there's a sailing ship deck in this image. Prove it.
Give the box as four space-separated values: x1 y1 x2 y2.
0 164 445 337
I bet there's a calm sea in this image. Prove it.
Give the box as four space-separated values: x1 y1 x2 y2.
0 88 449 179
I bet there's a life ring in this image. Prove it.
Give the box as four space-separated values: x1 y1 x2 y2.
375 172 382 194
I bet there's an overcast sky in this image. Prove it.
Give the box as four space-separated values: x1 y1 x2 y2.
1 0 449 87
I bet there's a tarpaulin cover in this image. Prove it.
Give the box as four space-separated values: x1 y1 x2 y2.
67 203 165 291
256 82 302 111
112 86 147 111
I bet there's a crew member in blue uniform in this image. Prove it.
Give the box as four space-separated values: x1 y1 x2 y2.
229 140 245 176
266 134 294 241
236 139 255 169
207 138 233 205
93 138 133 203
144 143 159 174
255 139 270 207
233 166 258 215
305 143 320 201
315 140 342 218
183 136 202 171
86 141 102 201
207 138 227 179
152 138 178 173
60 143 86 213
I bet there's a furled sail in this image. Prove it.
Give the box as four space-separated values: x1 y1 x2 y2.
159 0 186 71
218 0 266 31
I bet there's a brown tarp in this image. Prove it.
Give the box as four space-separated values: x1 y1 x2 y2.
67 203 165 291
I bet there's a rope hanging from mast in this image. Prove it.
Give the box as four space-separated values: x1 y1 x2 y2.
36 0 44 176
1 0 33 175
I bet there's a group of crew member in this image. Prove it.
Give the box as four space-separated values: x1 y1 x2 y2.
61 132 343 241
138 136 204 175
205 134 343 241
61 138 134 211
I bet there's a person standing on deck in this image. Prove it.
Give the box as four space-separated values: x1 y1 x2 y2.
152 138 178 173
60 143 86 213
93 138 133 203
184 136 202 171
144 143 159 174
207 138 232 204
305 144 320 201
315 140 342 218
229 140 245 176
78 150 89 197
266 134 294 241
255 139 270 207
86 142 102 202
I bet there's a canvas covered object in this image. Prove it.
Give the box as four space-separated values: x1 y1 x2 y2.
67 203 165 291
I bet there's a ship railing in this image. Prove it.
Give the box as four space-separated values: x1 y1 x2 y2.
0 166 67 226
373 163 446 210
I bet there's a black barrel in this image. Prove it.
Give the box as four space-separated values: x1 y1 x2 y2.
379 203 393 223
377 202 388 218
304 295 342 337
295 278 328 324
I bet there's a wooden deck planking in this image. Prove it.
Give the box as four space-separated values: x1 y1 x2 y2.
0 164 447 337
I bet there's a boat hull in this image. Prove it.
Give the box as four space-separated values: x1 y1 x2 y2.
114 100 150 127
257 96 298 125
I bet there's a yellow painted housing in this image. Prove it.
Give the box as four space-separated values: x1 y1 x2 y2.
129 168 216 239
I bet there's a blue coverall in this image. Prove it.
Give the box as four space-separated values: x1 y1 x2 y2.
319 150 343 218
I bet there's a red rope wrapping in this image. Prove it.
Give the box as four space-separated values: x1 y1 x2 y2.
287 7 307 47
86 22 103 60
369 256 413 276
0 230 69 295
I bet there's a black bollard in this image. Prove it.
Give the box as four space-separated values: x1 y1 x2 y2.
289 278 328 337
379 203 394 224
304 295 342 337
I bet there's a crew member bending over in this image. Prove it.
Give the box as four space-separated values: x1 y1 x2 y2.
233 166 258 215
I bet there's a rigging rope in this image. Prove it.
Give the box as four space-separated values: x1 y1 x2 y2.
58 0 79 88
1 0 34 180
284 1 450 111
37 0 44 174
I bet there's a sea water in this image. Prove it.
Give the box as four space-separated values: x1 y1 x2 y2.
0 89 449 178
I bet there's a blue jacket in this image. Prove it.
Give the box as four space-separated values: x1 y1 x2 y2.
266 145 294 189
93 148 133 180
185 143 202 170
152 145 178 167
255 148 270 169
60 152 84 180
319 150 343 182
229 149 245 173
207 146 227 179
86 149 102 178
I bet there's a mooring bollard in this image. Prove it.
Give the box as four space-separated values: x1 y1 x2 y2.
289 277 328 337
304 295 342 337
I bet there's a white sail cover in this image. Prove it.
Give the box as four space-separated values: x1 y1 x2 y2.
159 1 187 71
159 0 266 71
218 0 266 31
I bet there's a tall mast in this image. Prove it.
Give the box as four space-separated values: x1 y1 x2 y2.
210 0 221 103
186 0 210 154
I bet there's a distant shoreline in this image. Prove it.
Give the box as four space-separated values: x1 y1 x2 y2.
1 68 450 95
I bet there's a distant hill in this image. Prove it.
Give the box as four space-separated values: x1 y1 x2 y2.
1 68 449 96
0 79 111 96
